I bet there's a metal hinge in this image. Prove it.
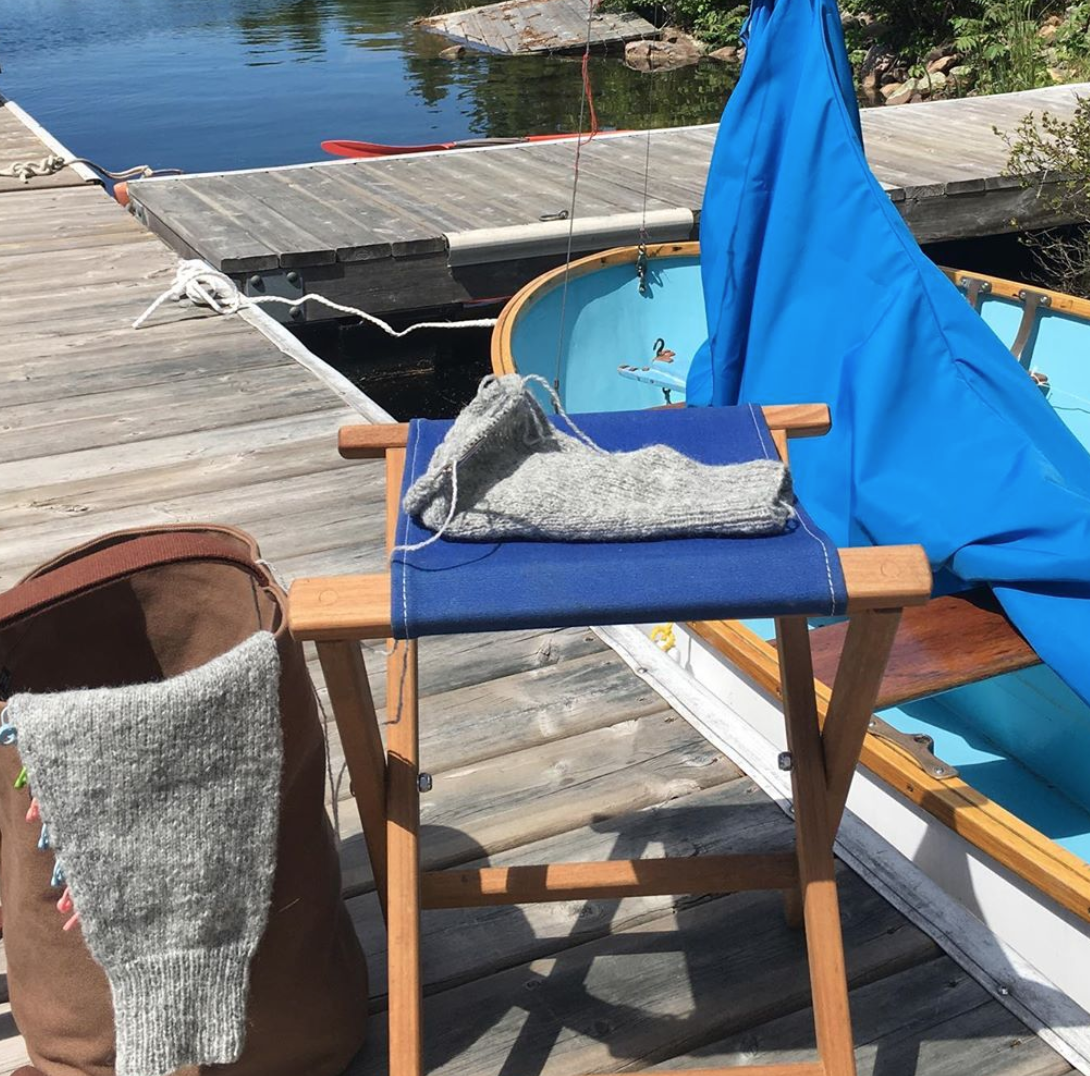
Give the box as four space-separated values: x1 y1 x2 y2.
868 717 958 780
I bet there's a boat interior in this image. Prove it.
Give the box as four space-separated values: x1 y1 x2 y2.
493 243 1090 928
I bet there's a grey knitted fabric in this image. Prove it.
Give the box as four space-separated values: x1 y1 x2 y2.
7 631 282 1076
403 374 795 541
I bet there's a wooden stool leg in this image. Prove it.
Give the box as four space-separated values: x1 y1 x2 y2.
820 610 902 835
777 617 858 1076
316 640 389 917
387 638 423 1076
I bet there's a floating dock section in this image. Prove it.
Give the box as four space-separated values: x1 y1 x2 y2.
417 0 658 54
127 83 1090 323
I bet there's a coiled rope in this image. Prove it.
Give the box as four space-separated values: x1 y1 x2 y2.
133 260 498 335
1 154 183 184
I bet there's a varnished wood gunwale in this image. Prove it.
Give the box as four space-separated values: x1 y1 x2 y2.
944 265 1090 320
490 241 701 379
690 617 1090 925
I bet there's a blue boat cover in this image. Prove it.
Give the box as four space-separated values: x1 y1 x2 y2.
689 0 1090 703
391 405 846 639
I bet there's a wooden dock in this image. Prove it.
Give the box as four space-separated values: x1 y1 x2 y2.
417 0 658 55
127 83 1090 322
0 96 1079 1076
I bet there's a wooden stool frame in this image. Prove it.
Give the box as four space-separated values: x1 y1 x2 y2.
288 405 931 1076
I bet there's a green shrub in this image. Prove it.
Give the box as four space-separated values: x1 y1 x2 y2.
1003 96 1090 294
952 0 1049 92
600 0 747 47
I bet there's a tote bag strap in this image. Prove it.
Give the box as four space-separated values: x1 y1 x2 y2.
0 532 269 630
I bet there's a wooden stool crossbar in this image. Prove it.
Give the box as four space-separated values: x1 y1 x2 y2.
288 406 932 1076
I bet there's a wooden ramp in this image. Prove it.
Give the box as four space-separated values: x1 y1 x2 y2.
127 83 1090 322
418 0 658 54
0 98 1077 1076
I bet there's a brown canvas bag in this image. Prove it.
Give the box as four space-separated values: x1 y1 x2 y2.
0 524 368 1076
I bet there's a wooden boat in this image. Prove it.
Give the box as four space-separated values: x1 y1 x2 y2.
493 241 1090 1057
321 132 612 159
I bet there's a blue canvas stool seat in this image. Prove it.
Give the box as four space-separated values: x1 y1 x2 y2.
288 403 931 1076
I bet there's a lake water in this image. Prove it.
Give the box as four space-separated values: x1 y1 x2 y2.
0 0 737 175
0 0 739 416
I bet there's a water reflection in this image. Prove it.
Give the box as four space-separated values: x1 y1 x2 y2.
1 0 735 171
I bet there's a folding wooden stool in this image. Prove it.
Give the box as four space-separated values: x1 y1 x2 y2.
288 402 931 1076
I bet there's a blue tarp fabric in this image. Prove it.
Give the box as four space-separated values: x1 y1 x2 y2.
391 405 846 639
688 0 1090 703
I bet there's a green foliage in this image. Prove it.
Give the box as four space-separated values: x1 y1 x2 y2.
952 0 1048 93
602 0 747 47
840 0 978 58
1054 0 1090 74
1004 96 1090 200
1003 97 1090 294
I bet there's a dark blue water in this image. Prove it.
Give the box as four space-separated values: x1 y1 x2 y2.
0 0 736 175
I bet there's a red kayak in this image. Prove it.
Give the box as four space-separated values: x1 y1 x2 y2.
321 132 623 159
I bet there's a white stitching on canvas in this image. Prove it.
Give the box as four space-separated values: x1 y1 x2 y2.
748 404 838 615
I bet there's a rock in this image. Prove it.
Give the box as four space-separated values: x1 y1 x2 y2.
927 54 957 75
924 70 948 94
948 64 975 86
439 44 466 59
880 80 904 100
709 45 740 63
625 35 702 72
1039 22 1058 39
885 78 918 106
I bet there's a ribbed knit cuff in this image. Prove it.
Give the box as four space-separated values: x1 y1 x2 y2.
109 944 252 1076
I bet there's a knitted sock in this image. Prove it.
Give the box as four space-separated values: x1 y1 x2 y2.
403 374 795 542
7 631 282 1076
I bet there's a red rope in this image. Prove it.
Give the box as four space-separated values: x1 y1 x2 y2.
581 50 600 142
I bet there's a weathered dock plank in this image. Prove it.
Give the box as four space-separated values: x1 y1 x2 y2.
127 83 1090 320
418 0 658 54
0 94 97 193
0 99 1073 1076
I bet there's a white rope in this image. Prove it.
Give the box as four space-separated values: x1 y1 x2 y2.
391 461 461 554
521 373 606 453
2 154 66 183
133 260 497 334
1 154 181 184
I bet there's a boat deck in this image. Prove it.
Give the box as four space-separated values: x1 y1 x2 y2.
0 97 1078 1076
126 83 1090 321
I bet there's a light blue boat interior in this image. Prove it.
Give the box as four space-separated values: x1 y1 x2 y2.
506 259 1090 866
510 256 704 412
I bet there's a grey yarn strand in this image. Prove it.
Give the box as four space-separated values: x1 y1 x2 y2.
402 374 795 543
